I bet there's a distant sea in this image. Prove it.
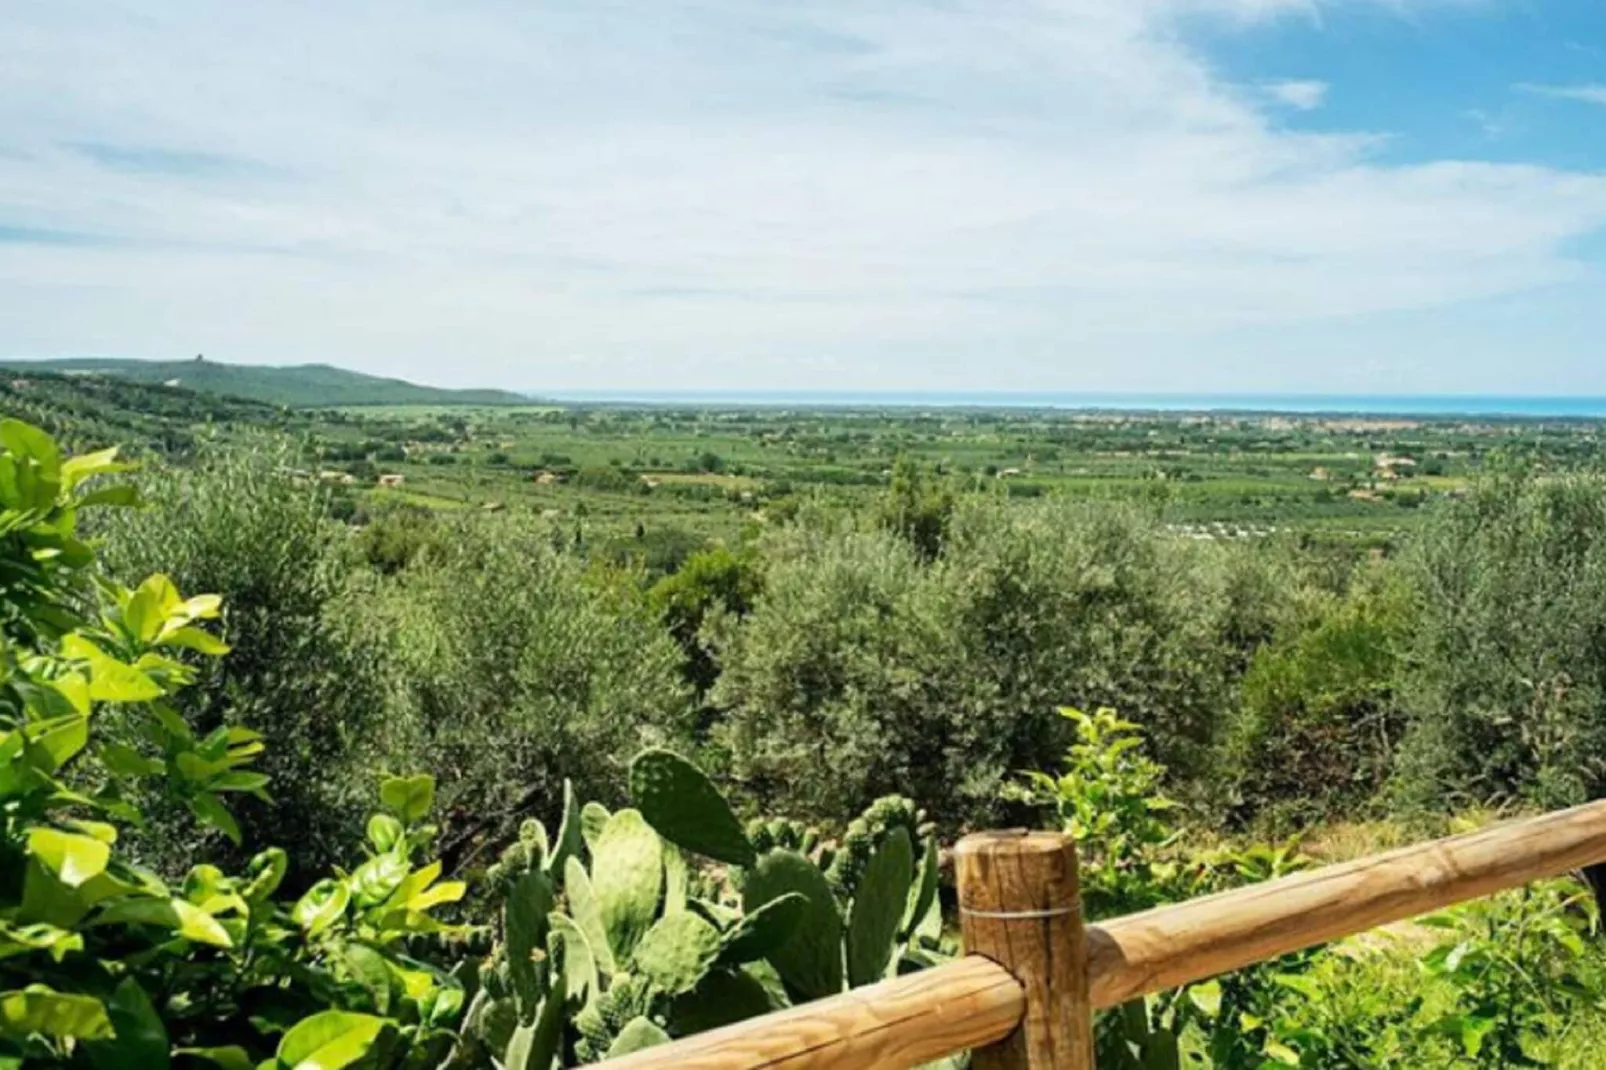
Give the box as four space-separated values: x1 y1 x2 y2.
537 390 1606 418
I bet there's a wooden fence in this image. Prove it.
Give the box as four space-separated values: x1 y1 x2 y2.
593 799 1606 1070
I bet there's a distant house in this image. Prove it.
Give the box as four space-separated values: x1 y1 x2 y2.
378 473 406 488
1373 454 1417 479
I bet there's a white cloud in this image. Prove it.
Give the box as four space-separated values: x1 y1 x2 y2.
0 0 1602 392
1515 82 1606 107
1265 79 1329 110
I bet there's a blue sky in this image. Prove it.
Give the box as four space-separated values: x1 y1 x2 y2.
3 1 1606 394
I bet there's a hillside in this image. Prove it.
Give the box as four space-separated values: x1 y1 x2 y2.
1 357 529 407
0 368 299 456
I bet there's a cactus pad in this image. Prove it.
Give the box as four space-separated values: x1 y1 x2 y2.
668 969 775 1036
592 809 664 963
630 749 755 867
742 849 843 1001
563 855 617 975
504 867 553 1016
846 827 913 987
631 911 723 996
580 801 611 856
606 1017 672 1059
716 891 807 966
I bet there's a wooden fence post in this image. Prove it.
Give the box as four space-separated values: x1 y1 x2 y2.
956 830 1094 1070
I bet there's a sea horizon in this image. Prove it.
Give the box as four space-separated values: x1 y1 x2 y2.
535 389 1606 418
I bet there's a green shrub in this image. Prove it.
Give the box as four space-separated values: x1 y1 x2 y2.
711 501 1282 826
355 515 693 864
1395 467 1606 811
93 448 390 881
1221 569 1413 829
0 420 466 1068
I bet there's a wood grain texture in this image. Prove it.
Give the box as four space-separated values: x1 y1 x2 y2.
1086 799 1606 1009
956 830 1094 1070
593 955 1023 1070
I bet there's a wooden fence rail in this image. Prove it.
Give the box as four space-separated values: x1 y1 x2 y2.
597 799 1606 1070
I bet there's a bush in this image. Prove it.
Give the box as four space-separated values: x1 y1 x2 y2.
0 420 467 1069
353 515 693 865
1395 467 1606 811
710 501 1282 827
1219 568 1413 828
94 448 391 881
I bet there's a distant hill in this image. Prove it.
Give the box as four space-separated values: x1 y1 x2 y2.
1 357 530 408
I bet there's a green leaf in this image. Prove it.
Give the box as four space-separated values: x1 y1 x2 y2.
0 987 113 1041
25 714 89 772
718 892 807 966
93 897 234 948
564 857 615 974
85 978 169 1070
379 774 434 823
592 809 664 963
275 1011 388 1070
1186 980 1222 1018
61 636 163 704
173 1047 254 1070
548 913 598 1007
189 793 242 846
349 852 409 907
292 880 351 936
503 964 565 1070
901 837 940 940
366 814 404 853
159 627 231 657
546 779 584 878
60 447 130 492
73 484 140 510
27 828 110 887
580 801 611 854
100 742 161 779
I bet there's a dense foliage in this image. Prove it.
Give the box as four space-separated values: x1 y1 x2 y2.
12 399 1606 1066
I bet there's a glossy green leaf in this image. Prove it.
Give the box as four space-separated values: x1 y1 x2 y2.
27 827 110 887
378 774 434 823
0 987 113 1041
275 1011 388 1070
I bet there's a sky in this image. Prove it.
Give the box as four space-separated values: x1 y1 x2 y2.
3 1 1606 395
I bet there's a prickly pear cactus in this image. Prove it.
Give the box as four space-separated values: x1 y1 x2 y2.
580 801 611 854
825 795 932 900
592 809 664 963
742 849 844 1001
630 749 756 867
667 969 775 1036
716 891 807 966
564 855 616 974
548 778 584 878
574 971 657 1063
505 867 554 1016
746 817 819 857
550 911 599 1007
846 827 914 986
606 1017 672 1058
632 911 723 996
